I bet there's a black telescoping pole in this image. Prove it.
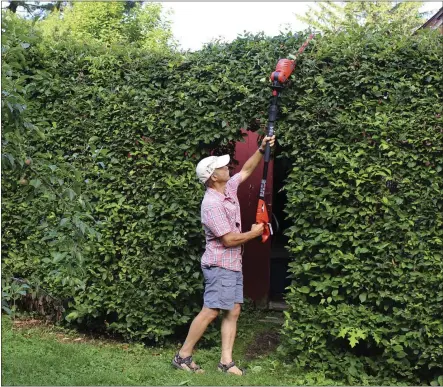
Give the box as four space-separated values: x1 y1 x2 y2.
259 91 279 200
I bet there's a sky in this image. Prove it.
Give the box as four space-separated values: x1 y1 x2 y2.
164 1 442 52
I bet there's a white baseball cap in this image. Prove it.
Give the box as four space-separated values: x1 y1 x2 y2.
196 154 230 184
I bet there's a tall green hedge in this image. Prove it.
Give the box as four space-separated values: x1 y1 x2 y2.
1 25 285 340
2 13 442 384
279 28 443 384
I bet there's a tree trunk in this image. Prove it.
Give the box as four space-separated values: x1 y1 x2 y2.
7 1 19 13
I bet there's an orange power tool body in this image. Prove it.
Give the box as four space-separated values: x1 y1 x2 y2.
256 34 314 243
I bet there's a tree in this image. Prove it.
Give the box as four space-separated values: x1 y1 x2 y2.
2 1 68 16
38 1 175 51
297 1 426 35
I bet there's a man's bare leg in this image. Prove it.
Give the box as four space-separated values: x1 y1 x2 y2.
220 303 243 375
178 307 219 366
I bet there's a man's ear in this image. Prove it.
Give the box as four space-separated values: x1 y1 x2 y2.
206 173 217 188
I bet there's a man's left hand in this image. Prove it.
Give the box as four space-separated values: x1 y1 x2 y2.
259 135 276 152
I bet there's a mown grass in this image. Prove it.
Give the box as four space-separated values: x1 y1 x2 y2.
1 310 342 386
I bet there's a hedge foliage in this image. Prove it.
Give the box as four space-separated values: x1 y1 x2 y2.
1 16 283 340
2 10 442 384
279 26 443 384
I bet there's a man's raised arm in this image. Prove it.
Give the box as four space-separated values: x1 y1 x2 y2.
239 135 275 183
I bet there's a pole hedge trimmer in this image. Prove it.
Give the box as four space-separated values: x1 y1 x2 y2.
256 34 314 243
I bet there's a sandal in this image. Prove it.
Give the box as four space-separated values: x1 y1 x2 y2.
172 353 204 373
217 361 246 375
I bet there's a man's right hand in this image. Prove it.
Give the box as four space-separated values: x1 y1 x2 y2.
221 224 265 247
251 223 265 237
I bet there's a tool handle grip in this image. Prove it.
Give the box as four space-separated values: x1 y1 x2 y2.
261 223 271 243
255 222 271 243
264 141 272 162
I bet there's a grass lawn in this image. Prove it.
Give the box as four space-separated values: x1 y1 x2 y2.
1 310 342 386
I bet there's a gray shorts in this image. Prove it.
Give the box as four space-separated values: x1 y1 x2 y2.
201 266 243 310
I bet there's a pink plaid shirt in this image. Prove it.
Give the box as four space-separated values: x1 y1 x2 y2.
201 173 243 272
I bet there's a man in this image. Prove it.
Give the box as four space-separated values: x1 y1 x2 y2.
172 135 276 375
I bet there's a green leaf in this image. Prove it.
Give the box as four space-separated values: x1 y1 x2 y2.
348 334 359 348
298 286 310 294
65 311 79 321
65 188 76 200
29 179 42 189
34 128 46 140
338 327 349 338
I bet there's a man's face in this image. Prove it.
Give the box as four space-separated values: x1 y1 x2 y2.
213 165 230 182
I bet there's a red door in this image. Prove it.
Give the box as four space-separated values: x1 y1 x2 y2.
232 130 273 307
